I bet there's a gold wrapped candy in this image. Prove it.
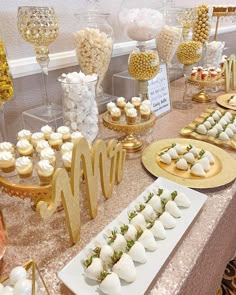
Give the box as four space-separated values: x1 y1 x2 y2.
128 50 160 81
177 41 203 65
192 5 211 45
0 39 14 105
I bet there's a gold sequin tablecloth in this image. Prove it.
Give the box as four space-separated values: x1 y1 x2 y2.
1 80 236 294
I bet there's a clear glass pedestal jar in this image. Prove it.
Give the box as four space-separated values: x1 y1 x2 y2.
73 11 113 102
58 73 98 143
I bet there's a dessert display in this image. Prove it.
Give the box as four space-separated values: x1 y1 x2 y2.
58 71 98 143
157 142 218 178
192 4 212 45
142 138 236 188
0 125 86 184
190 66 222 81
103 98 156 152
180 108 236 150
58 177 208 295
73 12 113 99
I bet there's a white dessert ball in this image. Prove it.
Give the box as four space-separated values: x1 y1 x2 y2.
0 283 4 292
14 279 32 295
10 266 27 285
2 286 14 295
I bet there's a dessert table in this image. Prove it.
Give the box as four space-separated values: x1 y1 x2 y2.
0 78 236 295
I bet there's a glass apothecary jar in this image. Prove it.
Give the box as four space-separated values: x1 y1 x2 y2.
73 11 113 101
58 72 98 143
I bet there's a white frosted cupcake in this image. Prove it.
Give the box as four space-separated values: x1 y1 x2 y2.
0 151 15 173
37 159 54 184
57 126 71 142
36 140 50 153
41 125 53 140
71 131 83 143
61 142 74 155
141 100 152 108
107 101 116 114
31 132 45 147
0 142 14 154
17 129 32 141
48 132 63 150
116 97 126 110
126 108 137 124
131 96 141 109
140 104 151 121
16 140 34 157
40 147 56 166
16 156 33 178
124 102 135 113
62 151 72 172
111 107 121 122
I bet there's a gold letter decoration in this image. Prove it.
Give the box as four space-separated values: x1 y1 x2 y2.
37 137 126 244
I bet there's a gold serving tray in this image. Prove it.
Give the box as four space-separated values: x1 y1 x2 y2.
188 77 225 88
142 138 236 189
216 93 236 111
180 107 236 150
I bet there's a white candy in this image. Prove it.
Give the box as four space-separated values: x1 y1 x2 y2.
214 123 223 132
14 279 32 295
225 127 234 138
207 128 218 137
197 157 211 172
159 212 176 229
219 132 230 141
203 120 212 130
10 266 27 285
196 124 207 135
204 151 215 164
100 272 121 295
206 117 215 125
167 148 178 160
165 201 182 218
176 158 188 170
174 143 184 155
160 152 172 165
190 163 206 177
183 152 195 164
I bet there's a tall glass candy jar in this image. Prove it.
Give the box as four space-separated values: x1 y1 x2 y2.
118 1 164 100
73 12 113 102
58 73 98 143
0 30 14 141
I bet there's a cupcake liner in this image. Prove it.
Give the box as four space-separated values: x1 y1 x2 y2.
126 116 137 124
38 174 53 184
141 113 150 121
1 165 15 173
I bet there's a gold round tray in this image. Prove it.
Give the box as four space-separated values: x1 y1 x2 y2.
0 175 52 207
216 93 236 111
142 138 236 189
103 111 156 152
188 78 225 103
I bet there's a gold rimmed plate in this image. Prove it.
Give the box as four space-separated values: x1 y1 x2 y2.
216 93 236 111
142 138 236 189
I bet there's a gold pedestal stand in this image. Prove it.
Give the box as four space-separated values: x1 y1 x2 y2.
188 78 225 103
103 111 156 153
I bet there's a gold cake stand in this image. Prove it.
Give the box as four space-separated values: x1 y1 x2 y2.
103 111 156 152
188 78 225 103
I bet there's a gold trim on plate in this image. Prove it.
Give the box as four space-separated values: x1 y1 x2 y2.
216 93 236 111
142 138 236 188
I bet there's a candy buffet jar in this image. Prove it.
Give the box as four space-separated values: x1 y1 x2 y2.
118 1 164 100
58 73 98 143
73 11 113 101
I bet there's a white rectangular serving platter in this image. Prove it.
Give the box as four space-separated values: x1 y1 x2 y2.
58 177 208 295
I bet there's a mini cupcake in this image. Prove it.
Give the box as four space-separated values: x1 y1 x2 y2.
37 159 54 184
0 151 15 173
31 132 45 147
40 147 56 166
48 132 63 150
131 97 142 109
124 102 135 113
216 68 222 79
191 70 198 81
210 71 217 81
71 131 83 143
107 101 116 114
41 125 53 140
126 108 137 124
61 142 74 155
16 156 33 178
17 129 32 141
16 140 34 157
0 142 14 153
141 100 152 108
111 107 121 122
201 71 208 81
197 66 203 79
36 140 50 153
140 104 151 121
116 97 126 110
62 151 72 172
57 126 71 142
